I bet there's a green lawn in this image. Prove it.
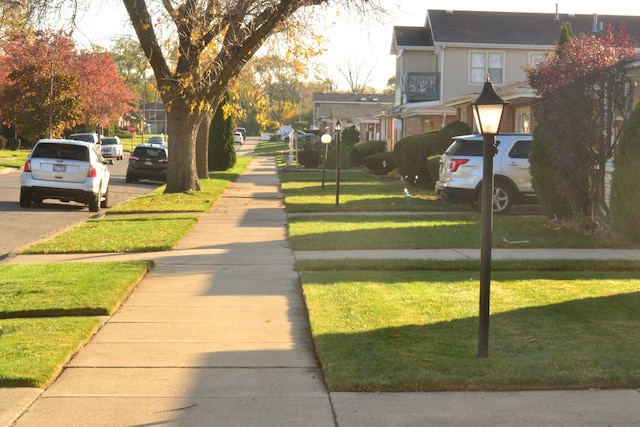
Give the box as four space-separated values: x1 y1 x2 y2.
0 262 152 387
302 263 640 391
280 170 471 213
288 214 639 250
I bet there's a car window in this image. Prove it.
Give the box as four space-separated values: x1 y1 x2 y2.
32 143 90 162
445 139 502 156
101 139 118 145
134 147 167 159
508 140 532 159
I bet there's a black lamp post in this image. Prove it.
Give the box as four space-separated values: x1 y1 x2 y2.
471 78 508 358
321 132 332 189
335 119 342 206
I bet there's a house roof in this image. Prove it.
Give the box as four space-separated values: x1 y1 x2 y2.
391 26 433 54
312 93 394 124
312 93 394 104
393 10 640 49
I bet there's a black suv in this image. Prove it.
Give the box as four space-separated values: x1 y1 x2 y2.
126 143 168 183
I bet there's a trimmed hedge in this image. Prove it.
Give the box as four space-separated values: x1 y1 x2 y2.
363 152 395 175
349 140 386 165
393 121 471 187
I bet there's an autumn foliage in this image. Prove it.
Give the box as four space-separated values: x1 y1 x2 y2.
526 23 636 227
0 30 135 142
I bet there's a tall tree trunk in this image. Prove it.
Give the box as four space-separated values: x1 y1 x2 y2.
165 102 205 193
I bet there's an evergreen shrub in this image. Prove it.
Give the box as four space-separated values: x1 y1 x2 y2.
349 140 386 165
393 121 471 187
611 102 640 242
362 152 395 175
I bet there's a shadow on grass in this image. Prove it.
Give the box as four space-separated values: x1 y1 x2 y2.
313 291 640 392
0 308 109 319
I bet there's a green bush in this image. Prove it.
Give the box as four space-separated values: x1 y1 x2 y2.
393 121 471 187
362 152 395 175
611 102 640 241
349 140 386 165
6 138 21 150
208 94 236 171
529 126 573 219
297 142 321 169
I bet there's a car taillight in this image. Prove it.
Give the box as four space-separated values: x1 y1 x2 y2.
23 160 31 173
448 159 469 172
129 155 139 161
159 158 168 164
87 164 97 178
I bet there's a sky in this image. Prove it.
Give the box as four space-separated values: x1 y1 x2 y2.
72 0 640 92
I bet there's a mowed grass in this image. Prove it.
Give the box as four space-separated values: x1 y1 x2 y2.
301 262 640 392
0 261 152 387
108 155 252 214
0 149 28 169
280 165 640 392
288 214 640 250
280 170 471 213
20 215 198 254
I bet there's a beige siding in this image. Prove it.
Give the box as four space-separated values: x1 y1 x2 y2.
439 46 547 100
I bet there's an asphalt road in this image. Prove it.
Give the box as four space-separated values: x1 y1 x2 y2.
0 153 160 260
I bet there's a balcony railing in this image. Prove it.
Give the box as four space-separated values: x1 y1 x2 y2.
403 72 440 103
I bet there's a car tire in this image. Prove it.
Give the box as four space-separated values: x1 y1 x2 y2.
100 186 109 208
126 175 133 183
476 180 515 215
19 188 32 208
88 193 100 212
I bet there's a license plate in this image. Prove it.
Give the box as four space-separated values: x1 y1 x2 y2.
144 161 152 166
53 164 66 172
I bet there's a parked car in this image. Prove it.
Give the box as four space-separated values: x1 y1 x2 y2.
435 133 536 214
284 129 313 143
146 135 167 145
126 143 168 183
69 132 100 144
235 127 247 138
234 131 244 145
100 136 124 160
20 139 110 212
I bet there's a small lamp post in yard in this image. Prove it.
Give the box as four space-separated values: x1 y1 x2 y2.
334 119 342 206
321 132 332 189
471 77 509 358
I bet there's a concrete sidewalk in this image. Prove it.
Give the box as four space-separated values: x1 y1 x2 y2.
3 156 640 426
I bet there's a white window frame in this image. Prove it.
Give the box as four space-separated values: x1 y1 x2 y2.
528 52 547 67
469 51 504 85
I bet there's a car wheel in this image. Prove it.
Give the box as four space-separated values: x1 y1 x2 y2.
100 186 109 208
126 174 133 183
476 180 515 215
19 189 32 208
88 194 100 212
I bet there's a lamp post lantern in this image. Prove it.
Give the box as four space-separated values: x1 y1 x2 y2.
471 78 508 358
334 119 342 206
321 132 332 189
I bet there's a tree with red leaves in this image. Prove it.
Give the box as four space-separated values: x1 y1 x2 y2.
0 30 135 142
526 23 636 228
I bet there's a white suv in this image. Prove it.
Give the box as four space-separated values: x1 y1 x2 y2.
435 133 535 214
20 139 111 212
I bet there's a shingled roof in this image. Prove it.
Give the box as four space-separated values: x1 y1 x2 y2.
392 9 640 49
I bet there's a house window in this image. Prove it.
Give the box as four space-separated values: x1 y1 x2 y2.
515 107 531 134
470 51 504 84
528 52 546 66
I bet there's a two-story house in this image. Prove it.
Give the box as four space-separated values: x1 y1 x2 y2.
389 9 640 146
